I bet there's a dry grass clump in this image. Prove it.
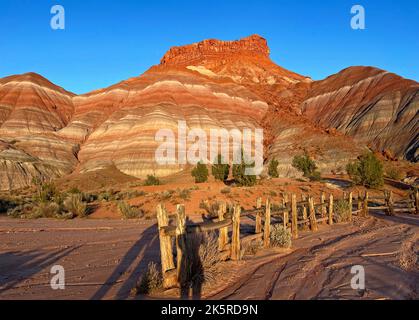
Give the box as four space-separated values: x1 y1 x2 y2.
182 232 221 287
334 199 351 223
270 224 292 248
244 239 263 256
136 262 163 295
64 194 87 218
117 201 143 219
32 202 60 218
398 241 417 271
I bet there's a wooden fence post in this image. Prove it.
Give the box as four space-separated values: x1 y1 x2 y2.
308 196 318 231
156 204 176 288
357 192 362 211
348 192 353 222
328 194 334 225
291 194 298 239
385 191 395 216
263 198 271 248
415 189 419 215
302 194 308 230
231 204 241 261
363 191 369 217
176 204 186 285
320 192 326 224
283 193 289 229
218 202 228 251
255 197 262 234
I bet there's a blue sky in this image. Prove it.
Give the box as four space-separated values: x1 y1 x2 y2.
0 0 418 94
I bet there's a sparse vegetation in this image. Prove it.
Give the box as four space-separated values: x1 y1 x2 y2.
33 202 60 218
136 262 163 295
232 151 257 187
268 158 279 178
292 153 322 181
385 164 405 181
244 240 263 256
270 224 292 248
211 154 230 182
64 194 87 218
334 199 351 223
191 161 209 183
346 152 384 188
117 201 143 219
177 188 191 200
220 187 231 194
144 175 161 186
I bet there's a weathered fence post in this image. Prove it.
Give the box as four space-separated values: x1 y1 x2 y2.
263 198 271 248
156 204 176 288
328 194 334 225
302 194 308 230
255 197 262 234
308 196 318 231
320 192 326 224
348 192 353 222
218 202 228 251
231 204 241 261
357 192 362 211
415 189 419 215
283 193 289 229
363 191 369 217
385 191 395 216
175 204 186 285
291 193 298 239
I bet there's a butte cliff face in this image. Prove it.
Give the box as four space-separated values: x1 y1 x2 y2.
0 35 417 190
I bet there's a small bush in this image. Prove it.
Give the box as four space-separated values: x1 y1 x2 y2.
292 153 317 177
244 240 263 256
385 165 404 181
136 262 163 294
308 170 322 182
211 155 230 182
68 187 82 194
178 188 191 200
34 182 60 203
182 232 221 287
270 224 292 248
268 158 279 178
191 161 209 183
334 199 351 223
33 202 60 218
64 194 87 218
232 151 257 187
144 175 161 186
117 201 143 219
346 152 384 188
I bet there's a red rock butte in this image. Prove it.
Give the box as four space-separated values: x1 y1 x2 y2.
0 35 417 190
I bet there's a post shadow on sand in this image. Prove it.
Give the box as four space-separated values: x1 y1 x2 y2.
0 246 78 294
91 223 160 300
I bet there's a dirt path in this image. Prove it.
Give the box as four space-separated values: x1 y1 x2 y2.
0 212 417 300
210 213 419 300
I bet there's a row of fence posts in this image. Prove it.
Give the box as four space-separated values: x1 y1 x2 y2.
155 188 417 289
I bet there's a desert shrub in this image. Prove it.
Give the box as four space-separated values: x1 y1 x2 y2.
178 188 191 200
292 153 317 177
68 187 82 194
211 155 230 182
232 151 257 187
34 182 59 203
385 165 405 181
191 161 208 183
308 170 322 182
220 187 231 194
270 190 278 197
346 152 384 188
98 191 111 202
144 175 161 186
7 204 33 218
159 190 175 201
117 201 143 219
244 240 263 256
270 224 292 248
268 158 279 178
82 192 98 203
64 194 87 218
33 202 60 218
182 232 221 287
334 199 351 223
136 262 163 295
